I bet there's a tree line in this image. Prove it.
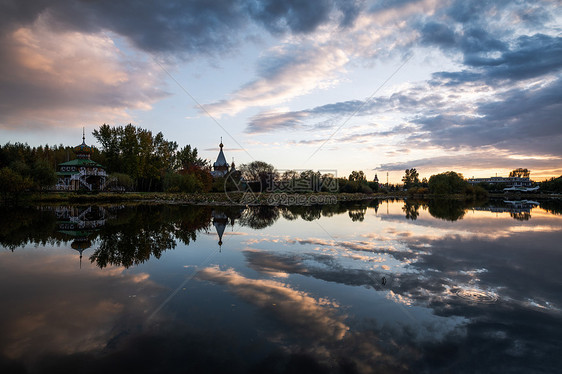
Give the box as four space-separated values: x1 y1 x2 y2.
2 123 561 199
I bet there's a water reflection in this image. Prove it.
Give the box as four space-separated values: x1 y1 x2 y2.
54 205 108 267
400 198 560 221
1 199 561 373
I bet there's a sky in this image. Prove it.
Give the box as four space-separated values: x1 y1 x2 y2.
0 0 561 183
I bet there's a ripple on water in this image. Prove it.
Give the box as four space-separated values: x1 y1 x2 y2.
455 289 499 304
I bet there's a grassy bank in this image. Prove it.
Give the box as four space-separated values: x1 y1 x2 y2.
27 191 387 205
10 190 558 206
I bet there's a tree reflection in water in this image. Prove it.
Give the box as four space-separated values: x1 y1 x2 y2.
398 199 535 222
402 200 422 220
1 198 555 270
238 205 280 229
1 199 561 373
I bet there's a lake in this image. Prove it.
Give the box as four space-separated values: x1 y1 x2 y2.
1 199 561 373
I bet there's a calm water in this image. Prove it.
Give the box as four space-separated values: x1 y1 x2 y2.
1 199 561 373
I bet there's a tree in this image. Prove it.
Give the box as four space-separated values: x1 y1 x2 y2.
0 167 33 202
240 161 275 181
107 173 134 191
239 161 276 192
281 170 299 180
29 160 57 191
93 124 181 191
428 171 467 194
402 168 420 188
509 168 530 178
176 145 207 170
540 175 562 193
349 171 366 182
92 124 121 172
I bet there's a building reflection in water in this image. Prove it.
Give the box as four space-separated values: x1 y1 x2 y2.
472 199 539 220
212 210 228 249
211 208 242 250
54 206 107 267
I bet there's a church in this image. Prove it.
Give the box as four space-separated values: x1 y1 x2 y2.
55 131 108 191
210 138 235 178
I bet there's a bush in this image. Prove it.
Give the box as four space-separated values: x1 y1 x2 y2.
465 184 489 199
407 186 429 196
428 171 467 194
339 180 373 194
163 173 203 193
0 167 34 202
541 176 562 193
108 173 134 191
428 171 488 198
367 181 380 192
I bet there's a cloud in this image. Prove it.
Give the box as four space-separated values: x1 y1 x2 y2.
233 0 561 137
204 0 436 116
431 34 562 85
0 15 166 130
0 0 246 57
205 43 349 117
247 94 422 134
251 59 562 169
0 0 367 130
0 1 369 57
247 109 310 133
246 0 364 34
412 77 562 156
378 152 562 173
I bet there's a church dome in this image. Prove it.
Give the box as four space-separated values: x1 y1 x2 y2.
74 129 93 159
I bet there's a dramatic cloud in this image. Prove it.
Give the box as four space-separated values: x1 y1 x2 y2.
246 0 363 34
378 152 562 175
0 0 366 131
0 0 364 57
205 0 434 116
205 44 349 117
412 77 562 156
0 15 166 129
0 0 560 178
430 34 562 85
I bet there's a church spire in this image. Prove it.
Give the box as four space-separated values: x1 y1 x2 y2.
219 137 223 149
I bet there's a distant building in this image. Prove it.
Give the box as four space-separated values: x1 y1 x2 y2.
467 176 532 188
55 131 107 191
211 138 235 178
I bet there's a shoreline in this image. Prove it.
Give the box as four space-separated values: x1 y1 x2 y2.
10 191 561 206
